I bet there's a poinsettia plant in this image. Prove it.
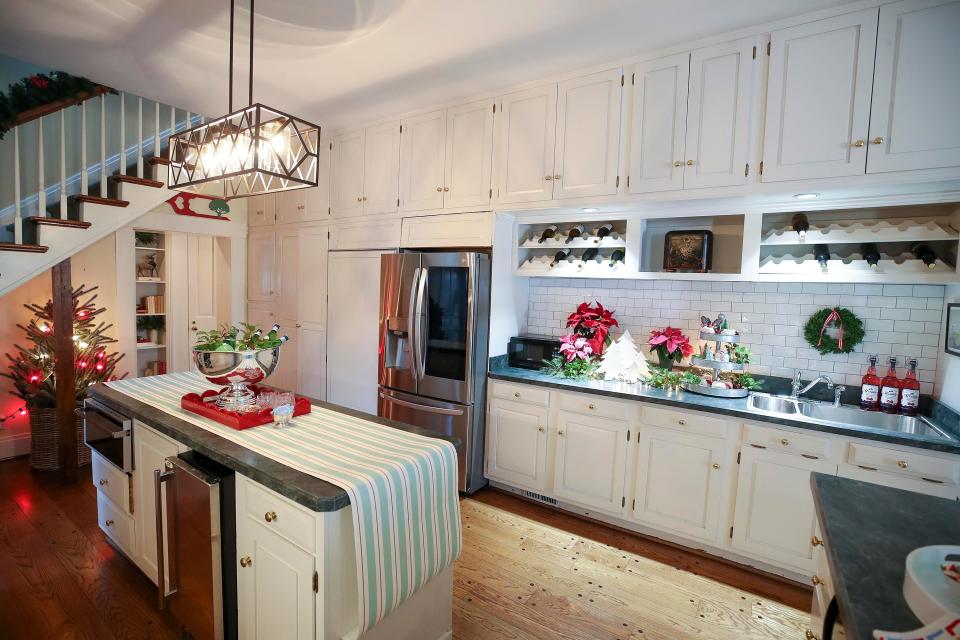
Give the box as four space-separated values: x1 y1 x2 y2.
566 302 619 357
542 302 619 380
648 326 694 366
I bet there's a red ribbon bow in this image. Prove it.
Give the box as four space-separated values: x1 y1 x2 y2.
817 309 844 350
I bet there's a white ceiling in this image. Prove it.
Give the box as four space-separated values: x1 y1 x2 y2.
0 0 860 130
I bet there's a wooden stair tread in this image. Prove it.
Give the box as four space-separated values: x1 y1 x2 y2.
147 157 171 166
69 194 129 207
24 217 92 229
0 242 48 253
110 175 164 188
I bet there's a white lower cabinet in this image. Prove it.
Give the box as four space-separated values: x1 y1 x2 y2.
552 409 630 515
730 445 837 573
485 398 550 492
630 425 727 542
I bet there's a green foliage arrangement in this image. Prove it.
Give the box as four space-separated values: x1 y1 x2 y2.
646 368 704 389
803 307 865 355
0 71 112 139
194 322 288 352
541 354 600 380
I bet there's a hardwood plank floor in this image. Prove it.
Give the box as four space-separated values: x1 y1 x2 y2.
0 458 810 639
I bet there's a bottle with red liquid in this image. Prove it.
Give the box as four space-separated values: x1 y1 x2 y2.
859 355 881 411
899 358 920 416
879 357 901 414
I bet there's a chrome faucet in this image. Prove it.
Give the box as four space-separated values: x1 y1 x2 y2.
791 370 835 398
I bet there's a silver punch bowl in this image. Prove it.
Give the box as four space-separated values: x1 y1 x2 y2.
192 347 281 411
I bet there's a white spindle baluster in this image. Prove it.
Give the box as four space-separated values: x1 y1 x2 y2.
81 101 88 195
154 102 160 159
59 109 66 216
13 126 21 243
100 94 107 197
137 97 143 178
119 92 126 177
186 111 192 130
170 106 176 160
38 116 45 216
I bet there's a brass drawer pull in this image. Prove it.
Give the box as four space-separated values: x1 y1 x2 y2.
712 463 720 470
240 556 252 568
265 511 278 523
677 419 686 426
897 460 908 469
780 438 790 446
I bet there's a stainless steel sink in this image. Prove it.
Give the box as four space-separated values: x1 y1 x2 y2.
748 393 954 440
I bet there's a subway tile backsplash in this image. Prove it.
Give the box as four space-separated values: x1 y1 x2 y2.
525 279 946 394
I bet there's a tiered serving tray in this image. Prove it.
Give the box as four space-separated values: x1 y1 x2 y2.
681 329 749 399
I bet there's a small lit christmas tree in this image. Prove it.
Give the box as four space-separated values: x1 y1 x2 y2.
597 331 651 383
3 285 124 408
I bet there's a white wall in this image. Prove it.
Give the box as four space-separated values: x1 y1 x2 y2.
936 284 960 410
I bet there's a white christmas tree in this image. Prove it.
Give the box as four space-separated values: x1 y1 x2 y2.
597 331 651 383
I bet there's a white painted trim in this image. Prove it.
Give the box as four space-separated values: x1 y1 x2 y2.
0 431 30 461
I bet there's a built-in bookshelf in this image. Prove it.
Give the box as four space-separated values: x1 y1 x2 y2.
134 230 168 377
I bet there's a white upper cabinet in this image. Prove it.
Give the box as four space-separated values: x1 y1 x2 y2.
247 194 275 227
627 53 689 193
362 121 401 215
400 110 446 212
761 9 878 182
444 99 495 209
553 68 624 199
331 129 365 218
683 37 756 189
867 0 960 173
247 230 276 303
303 139 332 219
495 84 558 204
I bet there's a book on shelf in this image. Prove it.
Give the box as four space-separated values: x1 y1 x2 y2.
139 294 165 314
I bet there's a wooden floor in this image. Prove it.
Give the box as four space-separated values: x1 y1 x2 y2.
0 458 810 639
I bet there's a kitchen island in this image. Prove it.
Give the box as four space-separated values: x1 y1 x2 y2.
87 373 460 640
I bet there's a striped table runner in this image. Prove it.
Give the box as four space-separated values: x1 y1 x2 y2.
107 372 461 637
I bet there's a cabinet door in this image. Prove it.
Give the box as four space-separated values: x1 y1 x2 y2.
631 426 727 542
362 121 401 216
553 411 629 515
627 53 689 193
132 421 181 585
761 9 878 182
400 110 446 212
274 230 300 391
554 68 623 199
298 325 326 401
485 399 549 491
302 139 331 220
247 303 276 329
247 230 276 303
237 520 315 640
495 84 557 204
247 194 275 227
731 447 836 573
275 190 306 225
444 99 495 209
297 226 328 326
867 0 960 173
684 38 756 189
331 130 365 218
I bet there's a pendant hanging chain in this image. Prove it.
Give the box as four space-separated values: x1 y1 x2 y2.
248 0 254 106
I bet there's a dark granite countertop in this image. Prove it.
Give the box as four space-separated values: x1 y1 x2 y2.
88 384 458 512
488 362 960 454
811 473 960 639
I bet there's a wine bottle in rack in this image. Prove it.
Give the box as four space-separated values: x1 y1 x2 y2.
594 223 614 243
578 247 600 268
861 243 881 270
537 225 558 244
608 249 625 267
814 244 830 271
791 213 810 241
912 243 938 270
564 224 585 244
550 249 572 267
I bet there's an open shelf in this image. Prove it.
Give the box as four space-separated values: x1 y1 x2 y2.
134 229 167 378
762 219 957 246
639 215 744 275
136 343 166 350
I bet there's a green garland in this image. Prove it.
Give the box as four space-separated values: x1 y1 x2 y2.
0 71 109 139
803 307 864 355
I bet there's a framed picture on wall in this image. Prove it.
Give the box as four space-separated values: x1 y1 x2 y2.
947 303 960 357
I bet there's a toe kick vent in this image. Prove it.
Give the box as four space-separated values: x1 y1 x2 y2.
521 490 558 506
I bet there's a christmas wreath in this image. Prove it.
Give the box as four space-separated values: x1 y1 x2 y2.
803 307 864 355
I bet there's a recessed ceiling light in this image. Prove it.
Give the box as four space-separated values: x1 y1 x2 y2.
793 193 820 201
581 207 600 212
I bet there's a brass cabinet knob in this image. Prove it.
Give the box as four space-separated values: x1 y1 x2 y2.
678 419 686 426
588 404 596 410
538 426 545 433
99 478 108 486
443 187 449 192
712 463 720 470
514 392 521 398
811 535 823 547
558 430 565 437
686 159 695 166
295 323 302 328
871 137 884 145
357 196 363 202
105 519 114 527
240 556 252 568
852 139 865 147
811 575 824 586
673 161 682 167
264 511 278 523
780 438 790 446
362 196 368 201
436 186 443 192
544 175 553 181
553 174 562 180
897 460 908 469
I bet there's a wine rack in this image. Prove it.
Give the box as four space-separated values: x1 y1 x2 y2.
516 219 630 276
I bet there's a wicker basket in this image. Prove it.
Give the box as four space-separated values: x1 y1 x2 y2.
29 407 90 471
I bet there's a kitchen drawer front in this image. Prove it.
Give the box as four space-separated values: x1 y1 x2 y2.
238 475 316 554
556 391 631 421
91 450 130 514
640 405 728 439
97 492 135 558
742 423 833 459
490 381 550 407
847 442 960 485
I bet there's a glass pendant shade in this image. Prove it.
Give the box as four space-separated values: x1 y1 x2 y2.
168 103 320 198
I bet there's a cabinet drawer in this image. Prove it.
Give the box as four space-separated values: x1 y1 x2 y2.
742 423 833 459
239 476 316 553
640 405 728 438
847 442 960 485
91 451 130 514
556 392 630 421
490 381 550 407
97 492 135 557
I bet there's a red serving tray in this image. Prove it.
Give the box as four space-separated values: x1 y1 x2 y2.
180 385 311 430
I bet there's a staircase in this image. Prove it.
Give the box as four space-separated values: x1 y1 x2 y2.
0 90 200 297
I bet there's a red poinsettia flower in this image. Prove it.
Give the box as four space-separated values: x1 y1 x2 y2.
565 301 619 356
648 326 694 361
29 75 49 89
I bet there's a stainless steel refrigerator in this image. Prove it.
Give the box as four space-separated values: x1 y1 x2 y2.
377 251 490 494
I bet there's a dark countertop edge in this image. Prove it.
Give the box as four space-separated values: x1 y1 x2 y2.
88 384 460 513
488 369 960 455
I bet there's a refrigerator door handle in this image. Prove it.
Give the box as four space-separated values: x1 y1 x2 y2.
408 267 422 380
414 266 428 380
379 391 465 416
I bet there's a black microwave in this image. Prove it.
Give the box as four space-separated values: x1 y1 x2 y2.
508 336 561 370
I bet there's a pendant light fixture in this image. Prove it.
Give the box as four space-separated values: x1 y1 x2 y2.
168 0 321 198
